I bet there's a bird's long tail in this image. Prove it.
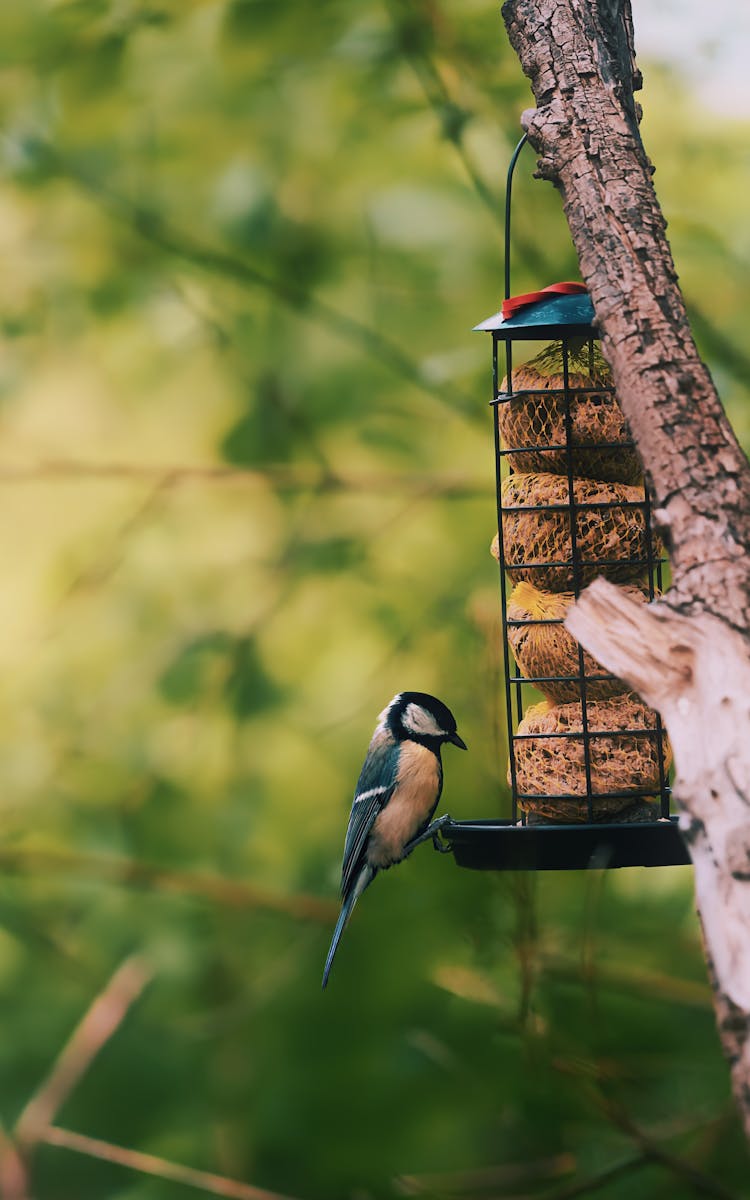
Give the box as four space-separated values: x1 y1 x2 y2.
322 865 374 990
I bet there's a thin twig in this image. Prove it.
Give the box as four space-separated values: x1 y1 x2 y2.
164 279 334 477
0 460 281 484
540 953 711 1008
537 1153 649 1200
15 956 152 1150
397 1153 650 1200
0 1128 30 1200
0 846 336 922
0 458 488 496
601 1100 742 1200
383 0 551 276
42 1126 300 1200
396 1151 574 1195
59 476 171 603
17 139 478 421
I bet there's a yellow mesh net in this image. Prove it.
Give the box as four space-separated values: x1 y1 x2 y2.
506 580 650 704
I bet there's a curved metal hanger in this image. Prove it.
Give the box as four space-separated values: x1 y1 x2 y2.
504 132 529 301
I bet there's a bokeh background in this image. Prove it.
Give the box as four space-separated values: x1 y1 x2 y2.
0 2 749 1198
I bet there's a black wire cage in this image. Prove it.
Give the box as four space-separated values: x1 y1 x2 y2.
441 135 689 871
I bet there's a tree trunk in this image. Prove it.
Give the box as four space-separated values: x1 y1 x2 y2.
501 0 750 1136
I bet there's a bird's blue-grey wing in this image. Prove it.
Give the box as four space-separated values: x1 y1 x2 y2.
340 732 400 898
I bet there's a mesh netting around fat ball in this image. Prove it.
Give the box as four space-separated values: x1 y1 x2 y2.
511 694 672 823
493 472 661 592
498 342 641 485
507 580 653 704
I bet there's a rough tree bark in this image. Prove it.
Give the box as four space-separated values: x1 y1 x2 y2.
501 0 750 1135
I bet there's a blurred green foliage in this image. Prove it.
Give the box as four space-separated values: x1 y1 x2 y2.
0 1 748 1198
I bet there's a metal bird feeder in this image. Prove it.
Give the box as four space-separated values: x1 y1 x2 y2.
441 134 688 871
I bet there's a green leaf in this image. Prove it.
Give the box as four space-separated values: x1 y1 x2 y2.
225 635 282 719
158 632 234 705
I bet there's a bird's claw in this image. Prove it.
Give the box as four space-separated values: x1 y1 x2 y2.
402 814 453 859
432 830 453 853
430 813 454 853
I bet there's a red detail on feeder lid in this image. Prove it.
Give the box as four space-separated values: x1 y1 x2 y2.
501 281 588 320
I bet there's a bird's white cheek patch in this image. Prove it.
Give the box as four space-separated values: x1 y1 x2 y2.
402 703 444 738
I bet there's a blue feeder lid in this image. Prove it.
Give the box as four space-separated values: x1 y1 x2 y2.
474 290 597 341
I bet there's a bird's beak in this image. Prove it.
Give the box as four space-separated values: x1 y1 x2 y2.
448 731 468 751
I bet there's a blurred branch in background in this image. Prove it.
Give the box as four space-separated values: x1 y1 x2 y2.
15 956 153 1151
0 458 489 496
42 1126 301 1200
383 0 551 275
395 1150 577 1196
383 0 503 221
397 1153 653 1199
2 956 302 1200
0 847 335 922
0 1128 28 1200
5 138 480 422
599 1102 741 1200
395 1125 739 1200
0 958 151 1199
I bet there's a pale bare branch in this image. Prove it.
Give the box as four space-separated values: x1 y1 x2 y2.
42 1126 300 1200
0 1128 30 1200
15 956 152 1150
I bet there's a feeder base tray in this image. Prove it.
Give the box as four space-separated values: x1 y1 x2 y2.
439 817 689 871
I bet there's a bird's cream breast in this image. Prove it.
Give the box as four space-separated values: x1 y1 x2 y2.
367 742 440 869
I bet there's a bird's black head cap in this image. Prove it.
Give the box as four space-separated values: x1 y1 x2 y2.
386 691 467 751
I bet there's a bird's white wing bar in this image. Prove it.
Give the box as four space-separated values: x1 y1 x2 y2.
353 786 389 804
340 785 394 898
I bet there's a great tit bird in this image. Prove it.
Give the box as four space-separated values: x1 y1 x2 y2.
322 691 466 989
